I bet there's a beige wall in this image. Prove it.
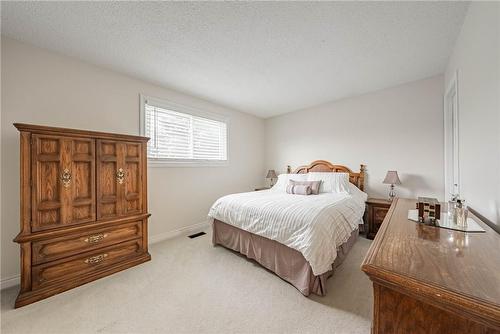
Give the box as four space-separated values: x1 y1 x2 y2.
265 75 445 200
445 2 500 226
1 37 265 283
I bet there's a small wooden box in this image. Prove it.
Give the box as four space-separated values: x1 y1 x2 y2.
416 197 441 223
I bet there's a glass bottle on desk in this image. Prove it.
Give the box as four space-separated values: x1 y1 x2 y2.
456 199 468 228
448 194 459 223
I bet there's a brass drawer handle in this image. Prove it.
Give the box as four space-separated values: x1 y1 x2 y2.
84 233 108 244
84 253 108 265
61 168 72 188
116 168 125 184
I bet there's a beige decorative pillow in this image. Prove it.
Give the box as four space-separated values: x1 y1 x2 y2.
286 184 312 195
289 180 321 195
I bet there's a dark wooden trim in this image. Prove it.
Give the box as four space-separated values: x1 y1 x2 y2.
141 142 149 253
19 131 31 235
14 123 150 142
468 207 499 234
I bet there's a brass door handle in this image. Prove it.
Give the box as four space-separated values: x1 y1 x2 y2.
61 169 72 188
84 253 108 265
84 233 108 244
116 168 125 184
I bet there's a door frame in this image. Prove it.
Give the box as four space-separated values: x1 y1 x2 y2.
444 70 460 201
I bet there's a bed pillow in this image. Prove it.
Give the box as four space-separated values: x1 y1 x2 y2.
286 184 312 195
288 180 321 195
306 172 351 194
270 173 308 192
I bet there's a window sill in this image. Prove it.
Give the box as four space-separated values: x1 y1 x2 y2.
147 160 229 168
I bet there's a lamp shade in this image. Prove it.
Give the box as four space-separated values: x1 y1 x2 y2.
383 171 401 185
266 169 278 179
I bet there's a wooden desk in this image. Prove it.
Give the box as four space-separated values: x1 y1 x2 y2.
361 198 500 334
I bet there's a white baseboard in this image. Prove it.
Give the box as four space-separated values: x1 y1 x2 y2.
0 221 210 291
149 220 210 244
1 275 20 290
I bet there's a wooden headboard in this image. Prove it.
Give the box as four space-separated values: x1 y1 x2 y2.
293 160 366 191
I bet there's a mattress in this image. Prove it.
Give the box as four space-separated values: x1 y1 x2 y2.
208 185 367 275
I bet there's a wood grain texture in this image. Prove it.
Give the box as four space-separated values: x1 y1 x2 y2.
97 140 120 219
32 221 142 264
14 123 149 142
362 198 500 333
97 141 144 219
140 142 149 254
122 141 143 216
364 198 391 239
374 283 499 334
14 253 151 309
32 239 143 289
30 135 96 231
293 160 366 191
13 123 151 308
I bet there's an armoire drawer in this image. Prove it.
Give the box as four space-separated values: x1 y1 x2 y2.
32 239 144 289
32 221 143 265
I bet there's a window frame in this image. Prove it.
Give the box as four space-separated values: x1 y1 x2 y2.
140 94 230 167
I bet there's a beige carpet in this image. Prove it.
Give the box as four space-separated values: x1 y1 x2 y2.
1 229 373 334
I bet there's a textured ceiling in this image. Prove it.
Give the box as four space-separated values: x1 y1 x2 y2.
1 2 468 118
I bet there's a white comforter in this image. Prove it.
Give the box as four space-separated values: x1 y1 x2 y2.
208 187 367 275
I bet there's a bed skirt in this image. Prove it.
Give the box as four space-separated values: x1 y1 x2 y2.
212 219 359 296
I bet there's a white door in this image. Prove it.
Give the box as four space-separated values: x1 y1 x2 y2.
444 72 460 200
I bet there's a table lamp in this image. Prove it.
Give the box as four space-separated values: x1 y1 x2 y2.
383 170 401 201
266 170 278 187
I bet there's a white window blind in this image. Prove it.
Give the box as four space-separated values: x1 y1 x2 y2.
144 101 228 163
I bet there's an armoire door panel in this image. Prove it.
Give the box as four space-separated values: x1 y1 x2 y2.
70 138 95 224
31 135 95 232
100 162 118 196
32 135 63 231
73 161 92 200
38 162 60 202
97 141 121 219
97 140 143 218
123 142 143 216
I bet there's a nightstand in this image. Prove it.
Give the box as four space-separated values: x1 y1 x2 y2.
364 198 392 239
254 187 270 191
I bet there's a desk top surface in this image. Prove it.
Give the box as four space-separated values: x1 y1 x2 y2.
362 198 500 315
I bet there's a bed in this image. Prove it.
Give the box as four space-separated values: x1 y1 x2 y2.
208 160 367 296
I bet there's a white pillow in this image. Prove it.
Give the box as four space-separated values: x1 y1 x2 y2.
306 172 351 194
270 173 308 192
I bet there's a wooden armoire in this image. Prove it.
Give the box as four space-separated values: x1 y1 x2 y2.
13 123 151 308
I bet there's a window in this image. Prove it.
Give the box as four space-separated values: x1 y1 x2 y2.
140 95 228 166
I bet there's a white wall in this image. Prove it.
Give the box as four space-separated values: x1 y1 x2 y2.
445 2 500 226
1 37 265 284
265 75 445 200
